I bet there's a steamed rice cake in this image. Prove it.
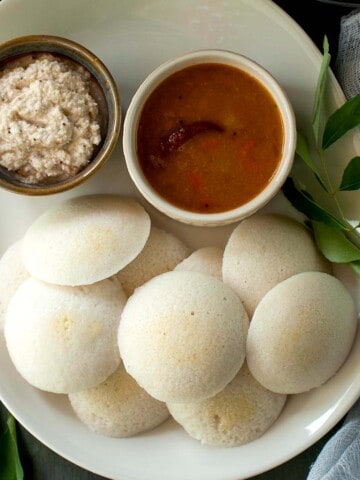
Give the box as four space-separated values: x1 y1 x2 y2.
0 240 28 330
174 246 223 280
5 277 126 393
167 362 286 447
222 214 331 316
22 194 151 286
69 363 169 437
246 272 357 394
116 226 190 296
119 271 249 403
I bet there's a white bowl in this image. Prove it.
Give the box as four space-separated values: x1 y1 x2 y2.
123 49 296 227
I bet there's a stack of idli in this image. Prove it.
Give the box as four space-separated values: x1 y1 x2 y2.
116 212 356 447
220 214 356 395
5 195 151 397
0 201 357 446
1 194 191 438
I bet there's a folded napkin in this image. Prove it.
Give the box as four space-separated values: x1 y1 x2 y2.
307 399 360 479
307 8 360 480
335 8 360 99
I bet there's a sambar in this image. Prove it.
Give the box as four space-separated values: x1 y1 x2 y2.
137 63 284 214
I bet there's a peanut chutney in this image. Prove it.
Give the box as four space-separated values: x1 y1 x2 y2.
137 63 284 213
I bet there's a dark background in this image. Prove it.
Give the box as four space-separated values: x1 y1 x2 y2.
0 1 357 479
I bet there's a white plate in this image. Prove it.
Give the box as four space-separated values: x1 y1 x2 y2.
0 1 359 479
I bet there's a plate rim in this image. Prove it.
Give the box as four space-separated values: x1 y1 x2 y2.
0 0 357 479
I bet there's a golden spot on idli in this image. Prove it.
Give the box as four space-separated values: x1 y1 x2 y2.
208 394 255 432
54 314 75 337
77 226 118 257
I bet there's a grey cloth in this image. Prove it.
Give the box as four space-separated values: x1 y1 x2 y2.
336 8 360 99
307 400 360 480
307 9 360 480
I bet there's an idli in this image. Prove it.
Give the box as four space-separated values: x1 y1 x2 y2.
167 362 286 447
22 194 151 286
119 271 249 403
69 363 169 438
5 277 126 393
175 246 223 280
116 226 190 296
246 272 357 394
222 213 331 316
0 240 28 330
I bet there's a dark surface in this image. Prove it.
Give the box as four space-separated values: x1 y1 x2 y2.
0 1 357 479
275 0 352 65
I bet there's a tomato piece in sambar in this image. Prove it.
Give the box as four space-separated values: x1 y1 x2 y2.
137 63 284 213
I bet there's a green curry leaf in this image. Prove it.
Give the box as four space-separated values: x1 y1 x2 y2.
339 156 360 191
296 130 317 172
287 36 360 276
312 36 330 145
322 93 360 149
351 260 360 276
0 414 24 480
296 131 328 191
312 221 360 262
282 177 346 231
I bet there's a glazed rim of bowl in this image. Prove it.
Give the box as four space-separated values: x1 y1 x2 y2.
123 49 297 227
0 34 121 195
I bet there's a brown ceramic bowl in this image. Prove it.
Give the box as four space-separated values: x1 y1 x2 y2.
0 35 121 195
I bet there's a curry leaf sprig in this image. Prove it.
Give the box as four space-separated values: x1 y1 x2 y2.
282 36 360 276
0 412 24 480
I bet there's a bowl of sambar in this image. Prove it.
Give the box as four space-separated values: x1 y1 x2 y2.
123 49 296 226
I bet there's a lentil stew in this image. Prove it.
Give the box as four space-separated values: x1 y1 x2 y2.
137 63 284 214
